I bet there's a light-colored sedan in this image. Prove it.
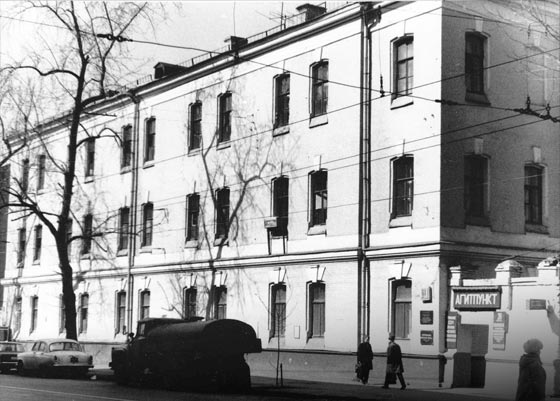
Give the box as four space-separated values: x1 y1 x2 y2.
17 339 93 378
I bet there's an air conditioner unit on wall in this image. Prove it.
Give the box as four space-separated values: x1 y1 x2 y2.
264 216 277 229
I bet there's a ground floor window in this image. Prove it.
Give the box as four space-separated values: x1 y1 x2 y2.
139 290 150 320
30 296 38 333
270 283 286 337
213 286 227 320
183 287 197 319
392 279 412 339
115 291 126 334
308 282 325 338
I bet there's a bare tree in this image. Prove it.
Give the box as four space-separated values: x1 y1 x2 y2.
0 1 165 340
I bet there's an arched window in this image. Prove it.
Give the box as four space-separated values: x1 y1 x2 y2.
270 283 286 337
391 279 411 339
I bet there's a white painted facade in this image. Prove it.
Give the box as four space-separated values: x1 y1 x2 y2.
1 1 558 387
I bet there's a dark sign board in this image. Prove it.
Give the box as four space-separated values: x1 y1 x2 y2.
446 311 458 349
493 311 508 332
528 299 547 310
453 288 501 310
420 310 433 325
420 330 434 345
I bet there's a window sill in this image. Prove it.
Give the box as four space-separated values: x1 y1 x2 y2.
465 215 490 227
120 166 131 174
37 188 46 195
116 249 128 257
139 246 152 254
273 125 290 137
390 96 414 110
32 260 40 266
80 253 91 260
389 216 412 228
188 148 201 157
217 141 231 150
84 176 94 183
525 223 549 235
185 240 199 249
143 161 155 169
307 225 326 236
309 114 328 128
214 237 229 247
465 91 490 105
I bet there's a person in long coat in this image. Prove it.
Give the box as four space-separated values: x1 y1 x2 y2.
382 335 406 389
356 336 374 384
515 338 546 401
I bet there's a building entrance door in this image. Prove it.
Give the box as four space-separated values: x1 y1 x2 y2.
452 323 489 388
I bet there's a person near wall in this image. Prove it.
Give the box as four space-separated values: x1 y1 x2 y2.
515 338 546 401
356 336 374 384
382 334 406 390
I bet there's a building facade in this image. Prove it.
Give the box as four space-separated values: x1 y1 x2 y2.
1 1 559 390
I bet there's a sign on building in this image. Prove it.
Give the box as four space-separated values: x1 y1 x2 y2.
453 287 501 310
446 311 458 349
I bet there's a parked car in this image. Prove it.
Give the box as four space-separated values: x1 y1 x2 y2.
17 339 93 378
0 342 25 373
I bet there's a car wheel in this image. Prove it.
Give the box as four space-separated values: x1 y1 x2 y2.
17 361 27 376
39 365 49 378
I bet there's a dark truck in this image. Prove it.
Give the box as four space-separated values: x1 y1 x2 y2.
110 317 262 390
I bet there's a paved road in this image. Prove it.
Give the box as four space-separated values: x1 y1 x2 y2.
0 373 509 400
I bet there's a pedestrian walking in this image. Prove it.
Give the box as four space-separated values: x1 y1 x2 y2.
515 338 546 401
382 334 406 390
356 336 374 384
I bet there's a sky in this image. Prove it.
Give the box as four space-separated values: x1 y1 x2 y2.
0 1 316 80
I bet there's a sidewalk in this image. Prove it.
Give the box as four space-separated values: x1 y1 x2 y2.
89 366 514 400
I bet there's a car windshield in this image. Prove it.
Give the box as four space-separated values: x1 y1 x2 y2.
0 343 24 352
49 342 82 352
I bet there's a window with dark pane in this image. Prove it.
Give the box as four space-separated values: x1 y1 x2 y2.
145 118 156 162
121 125 132 168
465 33 485 94
118 207 129 251
310 170 327 226
311 62 328 117
275 74 290 127
309 282 325 337
142 203 153 247
272 176 289 236
394 37 413 97
525 165 543 224
183 287 197 319
271 283 286 337
189 102 202 150
392 156 414 218
215 188 230 240
218 93 232 143
464 156 487 217
392 280 411 339
186 194 200 241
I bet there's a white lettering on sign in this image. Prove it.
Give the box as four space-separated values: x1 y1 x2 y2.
454 291 500 309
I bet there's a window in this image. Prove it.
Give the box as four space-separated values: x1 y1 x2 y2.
394 37 413 97
189 102 202 150
139 290 150 320
310 170 327 226
311 61 328 117
37 155 46 190
30 296 38 333
59 295 65 333
272 176 289 236
275 74 290 128
218 93 232 143
464 156 488 218
392 156 414 218
118 207 129 251
66 219 73 258
465 33 485 94
142 202 153 247
14 297 22 333
308 282 325 338
145 118 156 162
183 287 197 319
121 125 132 168
186 194 200 241
79 293 88 333
115 291 126 334
21 159 29 194
33 225 42 262
81 214 93 255
392 279 411 339
213 286 227 320
17 227 26 265
311 61 329 117
270 283 286 337
85 138 95 177
525 165 543 225
215 188 230 240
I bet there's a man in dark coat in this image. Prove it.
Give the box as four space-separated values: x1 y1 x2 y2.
515 338 546 401
356 336 374 384
382 335 406 389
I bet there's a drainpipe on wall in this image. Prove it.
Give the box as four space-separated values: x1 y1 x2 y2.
126 90 141 334
358 3 377 345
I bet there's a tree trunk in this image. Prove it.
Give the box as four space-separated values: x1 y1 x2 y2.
61 264 77 340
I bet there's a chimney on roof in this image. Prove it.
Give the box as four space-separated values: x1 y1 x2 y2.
225 36 248 51
153 62 188 80
296 3 327 21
